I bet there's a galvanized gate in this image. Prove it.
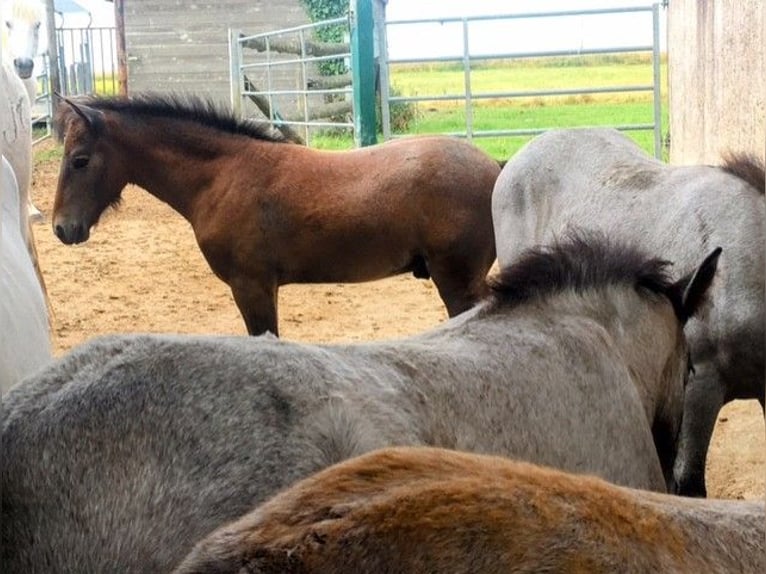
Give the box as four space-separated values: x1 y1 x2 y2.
231 1 664 157
378 3 664 158
228 17 355 146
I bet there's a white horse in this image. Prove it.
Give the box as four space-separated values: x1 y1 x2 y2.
2 0 45 222
1 41 51 394
2 0 45 105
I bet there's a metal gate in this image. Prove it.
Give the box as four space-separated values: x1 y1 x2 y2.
378 3 664 158
228 17 354 146
231 2 664 157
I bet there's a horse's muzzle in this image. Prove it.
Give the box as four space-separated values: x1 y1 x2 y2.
54 221 90 245
13 58 34 80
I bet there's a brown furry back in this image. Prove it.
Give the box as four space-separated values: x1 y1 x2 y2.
172 447 764 574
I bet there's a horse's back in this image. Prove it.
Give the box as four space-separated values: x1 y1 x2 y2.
492 128 764 370
173 447 766 574
303 135 500 203
1 333 405 572
493 127 763 271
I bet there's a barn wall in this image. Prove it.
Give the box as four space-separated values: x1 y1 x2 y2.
667 0 765 164
124 1 310 107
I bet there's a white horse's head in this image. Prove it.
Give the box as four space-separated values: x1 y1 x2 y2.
2 0 45 80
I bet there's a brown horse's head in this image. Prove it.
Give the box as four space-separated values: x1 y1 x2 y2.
52 96 125 244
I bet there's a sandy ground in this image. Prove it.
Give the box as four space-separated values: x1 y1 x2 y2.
30 141 764 500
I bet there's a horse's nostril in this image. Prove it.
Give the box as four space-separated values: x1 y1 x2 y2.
13 57 34 79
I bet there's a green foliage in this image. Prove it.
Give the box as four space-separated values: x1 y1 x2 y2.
299 0 348 22
378 85 418 133
300 0 349 76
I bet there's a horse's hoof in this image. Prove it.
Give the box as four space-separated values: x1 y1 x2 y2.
29 210 45 224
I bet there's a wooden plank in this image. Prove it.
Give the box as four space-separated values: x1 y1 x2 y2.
124 0 311 104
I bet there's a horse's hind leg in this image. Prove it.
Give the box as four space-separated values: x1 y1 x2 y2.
230 280 279 337
428 255 493 317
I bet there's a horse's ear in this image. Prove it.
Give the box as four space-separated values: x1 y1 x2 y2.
57 94 103 133
670 247 722 324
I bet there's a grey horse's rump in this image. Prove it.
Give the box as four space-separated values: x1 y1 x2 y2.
492 128 764 496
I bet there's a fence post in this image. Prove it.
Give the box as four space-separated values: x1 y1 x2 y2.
375 0 391 140
228 29 242 117
350 0 377 147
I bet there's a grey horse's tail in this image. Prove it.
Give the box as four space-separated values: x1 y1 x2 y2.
720 151 765 194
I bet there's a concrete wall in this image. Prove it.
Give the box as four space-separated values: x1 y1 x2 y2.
667 0 765 164
124 1 309 108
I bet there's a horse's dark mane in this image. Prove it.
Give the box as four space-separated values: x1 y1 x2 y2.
488 231 675 308
720 152 765 195
55 93 289 144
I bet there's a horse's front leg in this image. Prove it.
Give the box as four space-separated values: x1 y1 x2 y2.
230 278 279 337
672 367 725 497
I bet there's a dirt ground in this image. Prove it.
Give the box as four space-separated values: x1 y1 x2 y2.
30 140 764 500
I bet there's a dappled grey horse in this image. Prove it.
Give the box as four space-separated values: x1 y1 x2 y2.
492 128 764 497
2 233 718 573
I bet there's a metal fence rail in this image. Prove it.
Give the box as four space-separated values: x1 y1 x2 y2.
229 17 354 144
31 56 52 143
32 25 119 145
55 26 119 96
379 4 663 157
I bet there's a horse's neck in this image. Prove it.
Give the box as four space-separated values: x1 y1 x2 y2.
1 62 32 241
110 118 252 221
21 75 35 104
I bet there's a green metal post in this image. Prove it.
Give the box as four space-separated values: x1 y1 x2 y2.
350 0 377 147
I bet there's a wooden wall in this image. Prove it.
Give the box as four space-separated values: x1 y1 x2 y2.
667 0 765 164
123 0 309 108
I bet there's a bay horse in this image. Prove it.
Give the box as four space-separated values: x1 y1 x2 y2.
51 93 501 336
174 446 765 574
491 127 765 497
2 233 718 573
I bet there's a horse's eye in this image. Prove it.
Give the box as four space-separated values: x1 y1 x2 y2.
72 156 90 169
5 21 11 30
34 22 41 30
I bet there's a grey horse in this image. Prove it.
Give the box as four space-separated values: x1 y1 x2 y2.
174 446 765 574
492 128 764 496
2 233 718 573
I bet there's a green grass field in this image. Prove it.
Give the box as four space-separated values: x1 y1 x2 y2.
312 54 668 160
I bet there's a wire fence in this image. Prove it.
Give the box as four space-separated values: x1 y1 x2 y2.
32 25 119 144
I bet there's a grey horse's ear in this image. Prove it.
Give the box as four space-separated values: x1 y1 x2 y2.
671 247 722 324
57 94 104 133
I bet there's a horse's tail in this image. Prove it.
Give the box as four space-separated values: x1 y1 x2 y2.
720 151 765 194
